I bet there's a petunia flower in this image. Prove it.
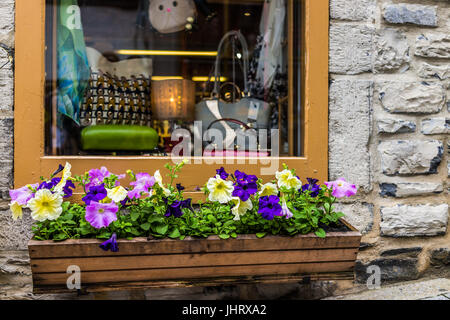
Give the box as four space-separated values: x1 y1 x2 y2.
85 167 112 190
301 178 321 198
216 167 229 180
176 183 185 192
85 201 119 229
275 169 302 191
163 198 192 218
232 179 258 202
100 233 119 252
281 198 294 219
10 201 24 220
54 162 72 194
9 184 39 206
325 178 357 198
128 173 156 199
258 195 282 221
37 178 61 191
82 184 108 205
154 170 171 196
206 175 234 204
107 186 128 203
230 197 253 221
27 189 63 222
259 182 278 197
63 180 76 198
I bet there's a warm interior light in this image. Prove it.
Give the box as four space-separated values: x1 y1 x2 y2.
152 76 184 81
244 12 251 16
192 76 228 82
116 49 218 57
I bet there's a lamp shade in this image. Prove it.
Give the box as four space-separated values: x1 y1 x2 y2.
151 79 196 121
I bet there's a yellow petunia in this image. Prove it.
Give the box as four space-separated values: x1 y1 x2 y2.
259 182 279 197
231 197 253 221
10 201 24 221
207 175 234 204
54 162 72 194
275 169 302 190
27 189 63 222
107 186 128 203
154 170 171 196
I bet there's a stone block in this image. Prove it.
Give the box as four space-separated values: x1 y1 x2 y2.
415 33 450 59
377 81 445 114
333 202 373 235
383 4 437 27
378 140 443 176
380 182 443 198
329 80 372 190
421 118 450 135
329 24 374 74
377 119 416 134
374 29 410 73
380 204 448 237
330 0 376 21
418 63 450 80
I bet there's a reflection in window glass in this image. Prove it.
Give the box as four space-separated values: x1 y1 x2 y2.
44 0 302 157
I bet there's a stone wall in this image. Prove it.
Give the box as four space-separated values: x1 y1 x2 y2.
0 0 449 299
329 0 449 284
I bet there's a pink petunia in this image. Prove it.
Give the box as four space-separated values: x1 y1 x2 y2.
9 184 39 206
324 178 357 198
128 173 156 199
85 201 119 229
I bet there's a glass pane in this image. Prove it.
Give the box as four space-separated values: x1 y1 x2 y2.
44 0 302 157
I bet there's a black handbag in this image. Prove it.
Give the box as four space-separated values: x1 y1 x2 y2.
194 30 271 151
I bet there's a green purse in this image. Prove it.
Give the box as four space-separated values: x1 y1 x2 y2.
81 125 159 151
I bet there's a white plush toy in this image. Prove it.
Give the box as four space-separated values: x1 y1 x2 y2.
149 0 197 34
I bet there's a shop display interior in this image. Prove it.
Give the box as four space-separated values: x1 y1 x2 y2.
44 0 303 157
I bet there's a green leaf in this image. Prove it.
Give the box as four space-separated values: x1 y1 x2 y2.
256 232 267 238
140 223 151 231
154 223 169 235
130 210 140 222
219 234 230 240
315 228 326 238
168 228 181 239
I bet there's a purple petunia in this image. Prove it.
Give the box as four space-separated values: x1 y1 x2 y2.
301 178 321 198
232 170 258 202
63 180 76 198
128 173 156 199
85 201 119 229
164 198 192 218
82 184 108 205
37 177 61 191
176 183 185 192
258 195 283 220
216 167 229 180
85 167 112 190
100 233 119 252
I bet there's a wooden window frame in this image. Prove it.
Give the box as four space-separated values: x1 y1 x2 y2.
14 0 329 199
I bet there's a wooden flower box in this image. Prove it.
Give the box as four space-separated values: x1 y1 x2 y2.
28 220 361 294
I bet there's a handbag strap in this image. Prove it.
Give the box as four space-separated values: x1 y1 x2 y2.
212 30 249 98
207 118 252 132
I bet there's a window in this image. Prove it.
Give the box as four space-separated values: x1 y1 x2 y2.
15 0 329 198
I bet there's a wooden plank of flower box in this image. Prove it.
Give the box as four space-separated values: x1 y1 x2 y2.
29 232 361 259
28 225 362 294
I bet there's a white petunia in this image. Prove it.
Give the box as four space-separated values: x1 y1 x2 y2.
207 175 234 204
231 197 253 221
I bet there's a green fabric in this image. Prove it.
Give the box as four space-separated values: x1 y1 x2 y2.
81 125 159 151
57 0 90 126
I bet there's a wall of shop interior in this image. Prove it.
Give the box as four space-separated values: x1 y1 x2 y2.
0 0 448 299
